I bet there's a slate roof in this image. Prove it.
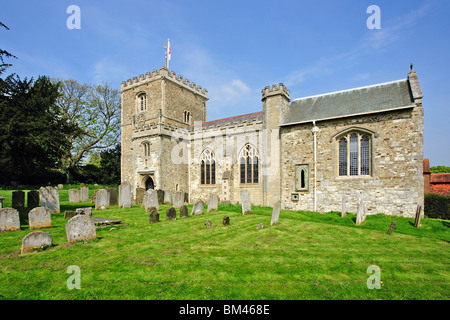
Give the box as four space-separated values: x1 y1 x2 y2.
191 111 263 130
280 79 415 126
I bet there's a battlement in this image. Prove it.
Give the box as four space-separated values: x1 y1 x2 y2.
261 83 290 101
121 67 208 98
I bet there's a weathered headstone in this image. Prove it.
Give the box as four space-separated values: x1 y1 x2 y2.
135 188 145 205
143 189 159 212
0 195 5 209
76 207 92 216
80 187 89 202
204 220 213 228
149 209 159 224
387 221 397 235
39 186 60 213
57 184 64 190
95 189 110 210
256 223 264 229
222 216 230 226
64 211 77 219
191 200 204 216
119 182 131 209
240 190 252 215
164 191 172 204
270 201 281 226
180 205 188 219
0 208 20 232
166 207 176 221
157 189 165 204
21 231 53 254
12 191 25 209
68 189 80 203
27 190 40 209
173 191 184 208
414 205 423 228
28 207 52 230
341 196 347 218
207 194 219 213
356 197 364 225
108 188 118 206
65 215 97 243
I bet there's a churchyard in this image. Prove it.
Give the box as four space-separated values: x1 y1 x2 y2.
0 186 448 300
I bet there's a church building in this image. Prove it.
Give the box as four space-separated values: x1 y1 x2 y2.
120 66 424 217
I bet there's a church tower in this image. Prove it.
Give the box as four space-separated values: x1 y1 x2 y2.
120 67 208 197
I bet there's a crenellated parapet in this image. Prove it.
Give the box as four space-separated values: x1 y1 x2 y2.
261 83 290 101
121 67 208 98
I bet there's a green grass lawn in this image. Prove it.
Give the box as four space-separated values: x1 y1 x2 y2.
0 188 449 300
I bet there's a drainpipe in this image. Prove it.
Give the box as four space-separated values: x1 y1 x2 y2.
312 120 318 212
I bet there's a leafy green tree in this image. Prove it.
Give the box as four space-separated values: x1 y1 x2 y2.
98 143 121 185
431 166 450 173
0 22 17 75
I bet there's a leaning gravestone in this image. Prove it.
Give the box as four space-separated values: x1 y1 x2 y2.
68 189 80 203
414 205 423 228
143 189 159 212
240 190 252 215
166 207 176 221
108 188 118 206
0 208 20 232
119 182 131 209
12 191 25 209
64 211 77 219
65 215 97 243
173 191 184 208
180 205 188 219
21 231 53 254
149 209 159 224
204 220 213 228
27 190 40 209
135 188 145 205
223 216 230 226
207 194 219 213
28 207 52 230
76 207 92 216
270 201 281 226
164 191 172 204
387 221 397 235
80 187 89 202
39 186 60 213
191 200 204 216
95 189 110 210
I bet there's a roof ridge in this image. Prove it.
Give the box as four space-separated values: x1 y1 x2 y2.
200 111 263 125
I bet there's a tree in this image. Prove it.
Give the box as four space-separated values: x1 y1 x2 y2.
431 166 450 173
0 22 17 75
98 143 121 185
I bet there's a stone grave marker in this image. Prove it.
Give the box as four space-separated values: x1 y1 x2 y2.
341 196 347 218
157 189 165 204
135 188 145 205
95 189 110 210
68 189 80 203
76 207 92 216
0 195 5 209
240 190 252 215
207 194 219 213
414 205 423 228
356 197 364 225
28 207 52 230
0 208 20 232
164 191 172 204
222 216 230 226
256 223 264 229
149 209 159 224
80 187 89 202
173 191 184 208
65 215 97 243
39 186 60 213
270 201 281 226
27 190 40 209
12 191 25 209
119 182 131 209
204 220 213 228
21 231 53 254
143 189 159 212
57 184 64 190
180 205 188 219
64 211 77 219
191 200 204 216
166 207 176 220
387 221 397 235
108 188 118 206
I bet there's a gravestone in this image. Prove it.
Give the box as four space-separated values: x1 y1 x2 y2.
0 195 5 208
256 223 264 230
39 186 60 213
12 191 25 209
143 189 159 212
387 221 397 235
64 211 77 219
68 189 80 203
149 209 159 224
207 194 219 213
414 205 423 228
76 207 92 216
240 190 252 215
166 207 176 221
21 231 53 254
341 196 347 218
173 191 184 208
204 220 213 228
270 201 281 226
0 208 20 232
135 188 145 205
157 189 165 204
80 187 89 202
356 197 364 225
191 200 204 216
108 188 118 206
222 216 230 226
28 207 52 230
27 191 40 209
164 191 172 204
57 184 64 190
119 182 131 209
65 215 97 243
95 189 110 210
180 205 188 219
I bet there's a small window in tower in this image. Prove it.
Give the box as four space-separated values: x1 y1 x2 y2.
183 111 191 124
137 93 147 112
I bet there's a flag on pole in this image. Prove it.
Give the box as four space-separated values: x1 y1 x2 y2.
167 38 171 62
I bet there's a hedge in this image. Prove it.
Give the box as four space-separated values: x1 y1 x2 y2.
424 193 450 220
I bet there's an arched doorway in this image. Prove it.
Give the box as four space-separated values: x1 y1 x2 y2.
145 176 154 190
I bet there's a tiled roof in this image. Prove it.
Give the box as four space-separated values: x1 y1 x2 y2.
190 111 263 130
430 173 450 184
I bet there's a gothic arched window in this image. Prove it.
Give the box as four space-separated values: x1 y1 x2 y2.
338 132 371 177
137 93 147 112
239 144 259 184
200 149 215 185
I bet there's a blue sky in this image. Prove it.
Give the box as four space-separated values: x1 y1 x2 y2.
2 0 449 166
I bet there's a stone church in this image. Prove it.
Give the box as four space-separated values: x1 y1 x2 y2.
120 66 424 217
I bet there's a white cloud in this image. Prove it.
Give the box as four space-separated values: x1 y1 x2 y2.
216 79 251 103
